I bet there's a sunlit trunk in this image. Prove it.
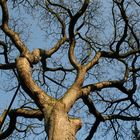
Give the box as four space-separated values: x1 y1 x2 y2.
44 104 82 140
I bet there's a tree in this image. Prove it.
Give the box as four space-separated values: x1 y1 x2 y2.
0 0 140 139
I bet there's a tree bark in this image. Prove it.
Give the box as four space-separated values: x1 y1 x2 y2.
16 56 82 139
44 102 82 140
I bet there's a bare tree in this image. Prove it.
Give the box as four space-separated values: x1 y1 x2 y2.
0 0 140 139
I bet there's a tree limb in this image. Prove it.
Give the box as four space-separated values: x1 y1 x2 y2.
0 108 43 139
0 0 29 54
68 0 90 69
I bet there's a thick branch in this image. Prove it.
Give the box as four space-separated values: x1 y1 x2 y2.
116 23 128 52
82 80 133 96
0 63 16 70
60 68 87 112
68 0 90 69
16 57 55 110
10 108 43 120
83 52 102 71
0 111 16 139
0 108 43 139
0 0 29 54
134 0 140 7
82 96 104 120
101 50 140 59
0 40 8 63
85 119 100 140
44 66 74 72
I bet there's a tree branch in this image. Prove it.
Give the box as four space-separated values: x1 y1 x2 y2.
68 0 90 69
82 80 126 96
85 119 100 140
0 108 43 139
16 57 56 110
82 96 104 120
83 52 102 71
105 114 140 121
0 63 16 70
0 111 16 139
46 0 72 17
44 35 68 57
0 0 29 54
43 1 66 36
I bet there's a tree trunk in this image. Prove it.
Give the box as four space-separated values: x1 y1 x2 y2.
44 103 82 140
